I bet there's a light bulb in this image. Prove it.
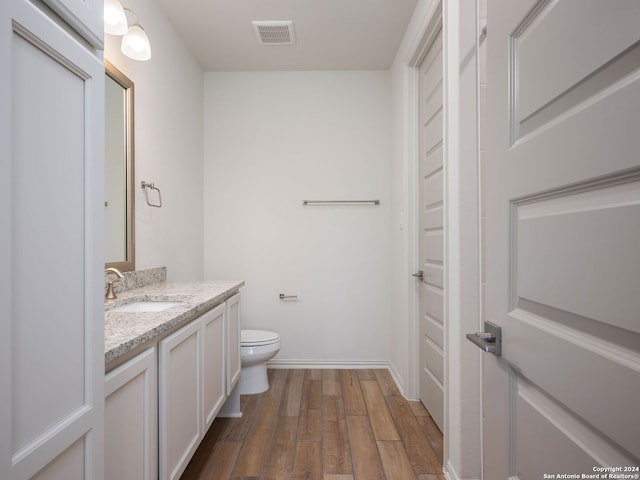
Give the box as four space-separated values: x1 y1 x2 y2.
104 0 127 35
121 25 152 61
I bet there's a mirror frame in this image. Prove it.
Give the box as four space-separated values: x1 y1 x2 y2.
105 59 135 272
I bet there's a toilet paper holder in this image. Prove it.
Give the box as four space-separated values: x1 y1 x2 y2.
279 293 298 300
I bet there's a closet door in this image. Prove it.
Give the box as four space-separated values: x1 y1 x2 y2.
0 1 105 479
417 28 444 432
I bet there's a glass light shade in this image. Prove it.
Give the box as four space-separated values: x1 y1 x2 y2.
104 0 127 35
121 25 152 61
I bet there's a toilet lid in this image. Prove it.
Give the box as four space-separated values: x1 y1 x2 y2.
241 329 280 346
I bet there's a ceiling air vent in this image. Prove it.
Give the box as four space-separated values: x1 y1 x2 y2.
252 21 296 45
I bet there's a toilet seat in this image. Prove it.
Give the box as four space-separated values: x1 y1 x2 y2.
241 329 280 347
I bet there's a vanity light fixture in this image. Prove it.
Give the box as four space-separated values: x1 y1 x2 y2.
104 0 127 35
104 2 152 61
121 9 152 61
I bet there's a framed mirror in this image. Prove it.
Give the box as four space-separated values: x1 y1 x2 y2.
105 60 135 271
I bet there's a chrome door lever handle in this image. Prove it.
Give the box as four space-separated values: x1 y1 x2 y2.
475 332 495 342
466 321 502 356
412 270 424 279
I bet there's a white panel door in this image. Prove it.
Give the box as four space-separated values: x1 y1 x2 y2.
41 0 103 48
484 0 640 477
418 28 445 432
0 1 104 479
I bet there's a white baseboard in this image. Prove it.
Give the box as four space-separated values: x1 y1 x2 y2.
267 359 391 370
444 461 459 480
386 361 409 399
444 460 481 480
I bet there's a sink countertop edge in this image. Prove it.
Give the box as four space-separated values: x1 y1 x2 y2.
104 280 244 372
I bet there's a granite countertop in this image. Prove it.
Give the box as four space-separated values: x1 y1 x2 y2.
104 280 244 370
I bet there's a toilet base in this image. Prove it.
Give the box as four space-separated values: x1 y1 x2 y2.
238 362 269 395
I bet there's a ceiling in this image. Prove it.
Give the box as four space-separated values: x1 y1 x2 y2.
155 0 419 72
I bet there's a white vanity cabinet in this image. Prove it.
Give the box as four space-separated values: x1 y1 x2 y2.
0 1 104 479
105 348 158 480
158 302 228 480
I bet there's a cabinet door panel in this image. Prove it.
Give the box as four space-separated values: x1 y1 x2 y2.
202 304 226 429
31 439 85 480
226 293 242 394
159 322 202 480
105 348 157 480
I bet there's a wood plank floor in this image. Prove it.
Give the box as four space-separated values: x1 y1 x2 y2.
180 369 444 480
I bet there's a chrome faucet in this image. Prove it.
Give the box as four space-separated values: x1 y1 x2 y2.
105 267 125 300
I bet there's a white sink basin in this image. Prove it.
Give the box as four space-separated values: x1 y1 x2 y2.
109 301 183 313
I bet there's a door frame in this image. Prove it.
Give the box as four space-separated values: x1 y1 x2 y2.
401 1 482 478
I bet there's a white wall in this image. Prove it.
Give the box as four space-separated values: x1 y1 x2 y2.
390 0 482 478
104 0 204 281
445 1 482 478
203 71 391 364
389 0 439 401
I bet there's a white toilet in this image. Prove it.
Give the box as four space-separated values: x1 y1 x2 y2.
238 329 281 395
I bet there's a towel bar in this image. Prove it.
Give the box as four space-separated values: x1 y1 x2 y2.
302 199 379 206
